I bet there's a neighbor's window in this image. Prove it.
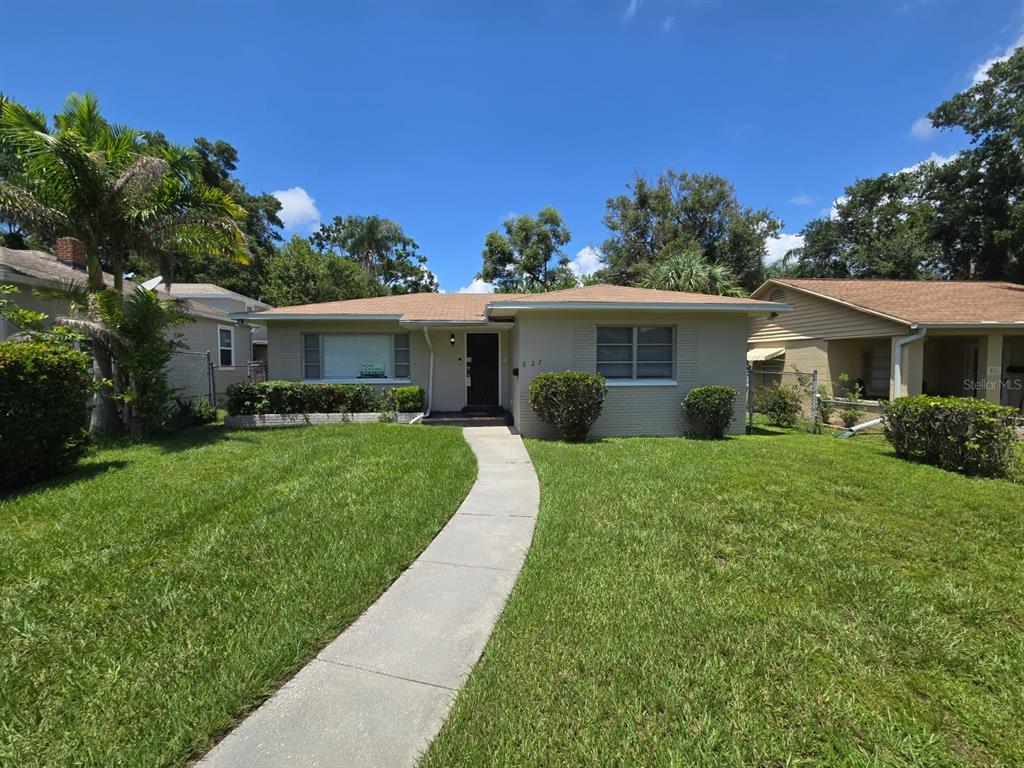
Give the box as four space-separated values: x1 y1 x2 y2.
303 334 321 379
596 326 673 379
304 333 411 380
218 326 234 367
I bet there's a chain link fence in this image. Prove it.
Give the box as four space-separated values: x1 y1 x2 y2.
746 366 884 434
166 352 268 408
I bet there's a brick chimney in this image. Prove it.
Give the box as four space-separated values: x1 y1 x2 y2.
55 237 87 271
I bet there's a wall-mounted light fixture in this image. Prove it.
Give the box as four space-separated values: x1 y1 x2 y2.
449 333 456 347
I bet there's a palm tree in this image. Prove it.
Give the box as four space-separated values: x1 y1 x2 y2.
41 280 191 436
0 93 248 433
639 248 747 297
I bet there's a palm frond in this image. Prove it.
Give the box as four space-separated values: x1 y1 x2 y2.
0 181 70 235
53 314 126 351
33 278 92 311
113 155 171 198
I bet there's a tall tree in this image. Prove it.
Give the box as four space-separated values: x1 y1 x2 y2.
478 207 575 293
161 137 284 298
262 235 377 307
926 48 1024 281
601 170 780 290
311 215 437 294
0 93 248 433
791 173 942 279
791 48 1024 282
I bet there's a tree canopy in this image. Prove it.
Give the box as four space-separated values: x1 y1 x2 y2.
601 170 780 291
0 93 248 293
478 207 576 293
261 235 377 307
787 48 1024 283
638 248 745 296
311 215 437 294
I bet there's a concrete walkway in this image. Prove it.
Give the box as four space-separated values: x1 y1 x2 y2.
199 426 538 768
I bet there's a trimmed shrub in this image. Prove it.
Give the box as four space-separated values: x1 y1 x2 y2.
882 396 1018 478
754 383 802 427
382 386 425 413
840 406 862 428
0 341 92 490
225 381 384 416
166 398 218 430
683 386 737 439
528 371 607 442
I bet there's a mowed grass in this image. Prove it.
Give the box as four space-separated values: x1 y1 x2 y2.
422 430 1024 767
0 423 475 767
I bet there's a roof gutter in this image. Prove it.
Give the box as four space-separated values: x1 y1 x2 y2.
893 325 926 399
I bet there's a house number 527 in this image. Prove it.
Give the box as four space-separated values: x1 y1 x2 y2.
521 360 542 367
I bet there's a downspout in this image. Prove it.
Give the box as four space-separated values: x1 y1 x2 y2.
892 325 926 399
409 327 433 424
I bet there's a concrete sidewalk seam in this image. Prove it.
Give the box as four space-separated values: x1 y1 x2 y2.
315 658 458 692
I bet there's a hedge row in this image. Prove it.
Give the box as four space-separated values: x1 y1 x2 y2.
1 341 93 490
226 381 424 416
882 395 1018 478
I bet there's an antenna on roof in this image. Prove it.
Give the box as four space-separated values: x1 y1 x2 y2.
140 275 163 291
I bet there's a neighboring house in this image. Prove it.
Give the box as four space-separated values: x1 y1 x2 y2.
234 284 787 437
167 283 271 364
748 278 1024 410
0 242 263 403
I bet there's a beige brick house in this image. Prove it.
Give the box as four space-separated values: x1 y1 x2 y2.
235 285 787 437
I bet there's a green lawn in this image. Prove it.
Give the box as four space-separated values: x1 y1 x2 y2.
422 430 1024 767
0 423 475 767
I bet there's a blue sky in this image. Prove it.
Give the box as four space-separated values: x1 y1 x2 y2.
4 0 1022 292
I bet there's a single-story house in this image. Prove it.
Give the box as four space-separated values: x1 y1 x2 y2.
748 278 1024 410
0 241 266 403
167 283 271 364
234 284 788 437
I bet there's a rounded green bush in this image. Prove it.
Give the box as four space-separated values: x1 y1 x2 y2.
0 341 92 489
528 371 607 441
683 385 737 439
754 383 802 427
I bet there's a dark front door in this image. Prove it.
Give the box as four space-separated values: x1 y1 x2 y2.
466 333 499 407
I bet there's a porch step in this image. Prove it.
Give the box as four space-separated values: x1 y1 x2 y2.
421 411 511 428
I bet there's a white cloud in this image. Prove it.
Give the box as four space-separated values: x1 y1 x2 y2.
568 246 604 278
457 278 494 294
765 233 804 265
623 0 641 22
788 193 814 206
897 151 957 175
662 14 675 32
271 186 321 231
972 31 1024 85
909 116 934 141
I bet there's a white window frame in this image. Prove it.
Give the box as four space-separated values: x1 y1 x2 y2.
217 325 235 368
302 332 413 384
596 325 675 384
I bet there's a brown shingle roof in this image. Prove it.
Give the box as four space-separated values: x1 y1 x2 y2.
768 278 1024 324
248 284 783 322
0 246 231 320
